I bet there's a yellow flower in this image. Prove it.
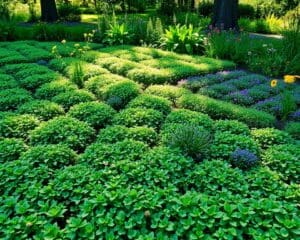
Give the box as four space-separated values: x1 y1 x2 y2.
270 79 277 88
284 75 296 84
61 39 66 44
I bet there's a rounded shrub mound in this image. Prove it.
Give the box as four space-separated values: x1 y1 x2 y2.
0 88 33 111
0 138 27 163
68 102 116 129
251 128 294 149
18 100 65 121
19 145 78 169
30 116 95 152
104 81 141 110
19 73 59 91
35 80 77 99
210 132 260 160
0 114 40 139
214 120 250 135
262 144 300 184
284 122 300 140
0 75 18 90
80 139 148 169
145 85 190 104
164 109 214 130
113 107 165 129
52 90 96 110
161 123 212 160
97 125 158 146
127 94 172 115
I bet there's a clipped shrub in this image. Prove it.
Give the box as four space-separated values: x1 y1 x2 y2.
127 67 172 85
68 102 116 129
30 116 95 152
113 107 164 129
0 114 40 139
178 94 275 128
52 90 96 110
97 125 158 146
0 74 18 90
35 80 77 100
18 73 59 91
162 123 212 161
127 94 172 115
0 138 27 162
262 144 300 184
0 88 33 111
214 120 250 135
210 132 260 160
20 145 78 169
284 122 300 140
18 100 64 121
231 148 259 170
80 140 148 169
251 128 294 149
104 81 141 110
145 84 190 104
164 109 213 130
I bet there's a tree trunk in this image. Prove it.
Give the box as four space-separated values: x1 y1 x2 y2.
212 0 239 30
40 0 58 22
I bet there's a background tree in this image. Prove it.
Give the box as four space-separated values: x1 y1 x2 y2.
40 0 58 22
212 0 239 30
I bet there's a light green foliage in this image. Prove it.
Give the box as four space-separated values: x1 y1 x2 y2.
214 120 250 135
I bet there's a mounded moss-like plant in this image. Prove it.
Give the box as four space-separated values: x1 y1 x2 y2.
30 116 95 152
97 125 158 146
284 122 300 140
104 81 141 110
0 114 40 140
19 73 59 91
18 100 65 121
262 144 300 184
19 145 78 169
113 107 165 129
214 120 250 135
127 67 173 85
80 139 149 169
52 90 96 110
251 128 294 149
35 80 77 100
0 75 18 90
164 109 213 130
68 102 116 129
162 123 211 160
127 94 172 115
0 88 33 111
0 138 27 162
210 132 260 160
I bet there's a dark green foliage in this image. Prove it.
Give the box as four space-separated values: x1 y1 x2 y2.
0 88 33 111
18 100 65 121
165 109 214 130
162 123 211 160
68 102 116 129
251 128 294 149
262 144 300 184
35 80 77 100
52 90 96 110
104 81 141 110
80 140 148 169
20 145 78 169
0 138 27 162
0 114 40 140
0 74 18 90
19 73 59 91
30 117 95 152
97 125 158 146
210 132 260 160
127 94 172 115
178 94 276 128
70 62 84 89
284 122 300 140
113 107 165 129
214 120 250 135
58 3 81 22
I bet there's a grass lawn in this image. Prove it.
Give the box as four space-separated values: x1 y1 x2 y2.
0 41 299 239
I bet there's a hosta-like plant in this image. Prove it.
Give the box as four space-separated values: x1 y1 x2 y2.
161 24 204 54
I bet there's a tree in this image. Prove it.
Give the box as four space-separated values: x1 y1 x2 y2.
212 0 239 30
40 0 58 22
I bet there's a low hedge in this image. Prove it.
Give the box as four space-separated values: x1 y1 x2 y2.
0 74 18 90
0 138 27 162
214 120 250 135
178 94 275 128
0 88 33 111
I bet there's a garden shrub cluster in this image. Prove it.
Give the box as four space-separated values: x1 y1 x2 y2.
0 41 299 239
